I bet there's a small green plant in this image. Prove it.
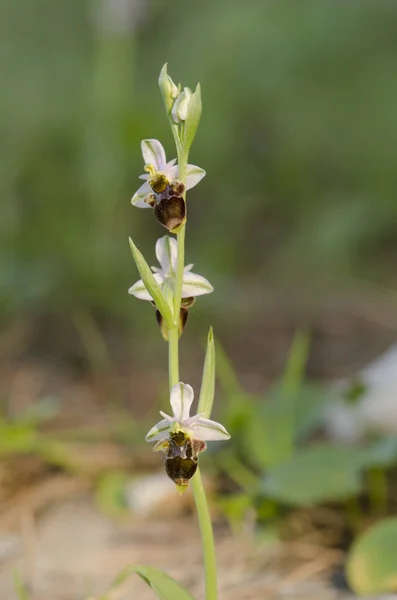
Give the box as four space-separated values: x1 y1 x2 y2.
215 338 397 595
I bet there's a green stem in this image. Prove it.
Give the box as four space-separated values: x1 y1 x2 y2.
168 318 218 599
166 141 218 599
173 144 187 314
168 326 179 388
191 469 218 600
367 467 388 515
173 224 186 318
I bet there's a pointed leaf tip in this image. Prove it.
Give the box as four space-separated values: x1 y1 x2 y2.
108 565 194 599
198 326 216 418
181 82 202 151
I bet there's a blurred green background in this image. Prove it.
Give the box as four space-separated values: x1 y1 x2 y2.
2 0 397 367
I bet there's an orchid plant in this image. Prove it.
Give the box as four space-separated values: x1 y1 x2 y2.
126 65 230 600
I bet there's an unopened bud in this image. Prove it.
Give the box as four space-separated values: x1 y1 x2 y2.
158 64 179 111
171 87 192 123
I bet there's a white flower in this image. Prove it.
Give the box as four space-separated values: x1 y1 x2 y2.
128 235 213 301
131 139 205 208
145 382 231 443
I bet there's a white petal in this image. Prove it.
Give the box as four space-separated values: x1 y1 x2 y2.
138 174 149 181
161 165 179 182
145 419 171 442
184 263 194 272
182 271 214 297
170 382 194 422
186 165 206 190
128 273 164 301
155 236 178 276
190 417 231 441
131 181 154 209
159 411 175 422
141 139 167 170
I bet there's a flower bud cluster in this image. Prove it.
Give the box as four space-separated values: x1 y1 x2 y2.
158 64 202 151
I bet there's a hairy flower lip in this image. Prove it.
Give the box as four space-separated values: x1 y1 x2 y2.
145 382 231 443
154 196 186 231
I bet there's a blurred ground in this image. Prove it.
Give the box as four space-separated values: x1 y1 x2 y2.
0 491 351 600
0 480 391 600
1 289 397 599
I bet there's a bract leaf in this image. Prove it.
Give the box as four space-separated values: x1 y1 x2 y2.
198 326 215 418
181 83 202 151
129 238 175 330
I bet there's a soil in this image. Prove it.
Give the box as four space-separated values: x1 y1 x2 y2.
1 287 397 599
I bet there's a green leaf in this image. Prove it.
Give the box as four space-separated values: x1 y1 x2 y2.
242 380 327 470
129 238 175 330
0 421 38 458
346 517 397 595
342 377 367 405
215 339 243 398
261 445 364 506
95 471 129 517
217 493 252 534
197 326 215 418
243 331 314 470
281 329 310 395
181 83 202 151
243 401 288 468
13 570 29 600
108 565 195 600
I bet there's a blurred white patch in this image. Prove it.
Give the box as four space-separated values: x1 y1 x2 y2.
325 400 366 443
326 344 397 441
0 534 22 562
125 473 177 517
360 344 397 389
